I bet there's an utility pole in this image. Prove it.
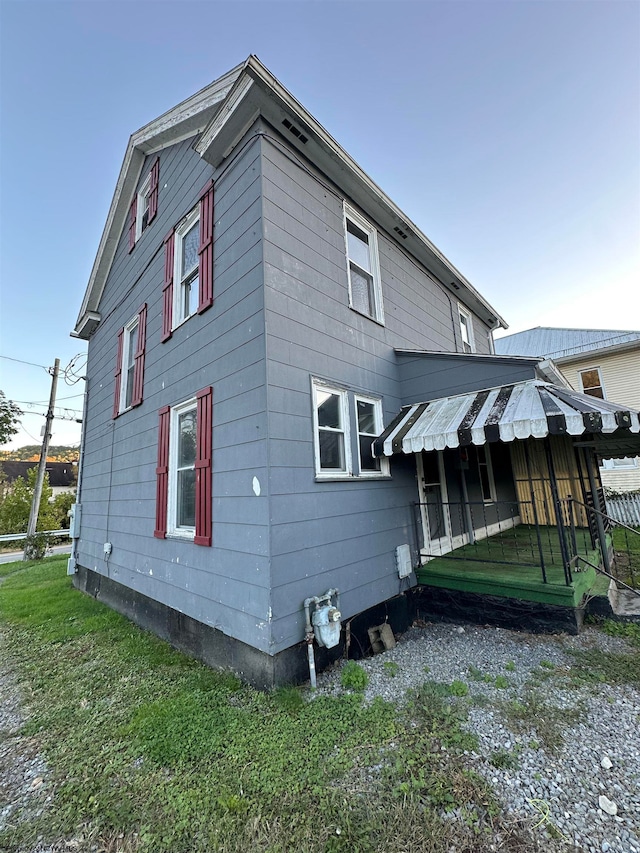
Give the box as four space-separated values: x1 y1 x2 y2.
24 358 60 558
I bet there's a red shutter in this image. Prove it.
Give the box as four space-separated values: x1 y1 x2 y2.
148 158 160 224
113 328 124 419
128 198 137 253
154 406 171 539
131 303 147 407
194 386 213 546
162 229 175 342
197 179 214 314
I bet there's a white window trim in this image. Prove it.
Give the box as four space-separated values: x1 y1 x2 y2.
343 203 384 325
135 172 152 241
354 393 390 477
477 444 497 503
578 366 606 399
458 304 475 353
118 315 139 414
167 397 197 539
312 379 352 479
172 206 200 329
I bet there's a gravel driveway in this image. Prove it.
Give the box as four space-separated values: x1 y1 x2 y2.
1 620 639 853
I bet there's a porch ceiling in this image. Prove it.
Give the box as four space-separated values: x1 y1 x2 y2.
374 379 640 457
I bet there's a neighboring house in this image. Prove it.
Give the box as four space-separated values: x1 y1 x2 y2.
70 57 640 687
495 328 640 492
0 461 77 499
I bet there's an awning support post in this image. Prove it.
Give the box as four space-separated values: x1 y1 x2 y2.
583 447 611 574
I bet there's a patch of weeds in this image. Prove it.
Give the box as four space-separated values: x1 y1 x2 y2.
505 660 516 672
422 665 430 674
340 660 369 692
529 741 540 751
448 679 469 697
272 685 305 714
467 665 484 680
567 648 640 687
471 693 491 708
539 659 555 670
499 690 580 753
490 748 519 770
382 660 399 678
494 675 509 689
599 619 640 647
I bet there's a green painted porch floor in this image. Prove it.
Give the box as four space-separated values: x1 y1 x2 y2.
416 526 600 607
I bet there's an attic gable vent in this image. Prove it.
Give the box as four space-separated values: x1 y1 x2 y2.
393 226 408 240
282 118 308 144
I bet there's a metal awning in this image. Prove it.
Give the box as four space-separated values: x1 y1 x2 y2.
373 380 640 457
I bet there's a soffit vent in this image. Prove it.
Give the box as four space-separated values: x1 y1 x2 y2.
282 117 309 144
393 225 409 240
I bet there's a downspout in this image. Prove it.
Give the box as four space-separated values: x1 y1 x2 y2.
68 376 88 575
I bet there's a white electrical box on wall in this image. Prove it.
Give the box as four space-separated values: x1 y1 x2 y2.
396 544 413 579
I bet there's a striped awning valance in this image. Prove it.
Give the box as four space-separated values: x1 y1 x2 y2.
373 380 640 457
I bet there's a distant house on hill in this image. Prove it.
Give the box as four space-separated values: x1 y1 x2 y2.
0 461 77 498
495 328 640 492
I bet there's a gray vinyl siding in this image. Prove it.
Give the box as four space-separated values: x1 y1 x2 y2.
77 132 272 652
261 134 491 653
397 353 539 406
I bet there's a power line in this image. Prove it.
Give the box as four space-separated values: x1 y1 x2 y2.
0 355 50 370
12 393 84 405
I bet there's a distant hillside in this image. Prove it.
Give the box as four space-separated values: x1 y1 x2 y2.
0 445 79 462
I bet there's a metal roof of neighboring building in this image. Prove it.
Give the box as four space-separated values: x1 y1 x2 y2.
494 328 640 361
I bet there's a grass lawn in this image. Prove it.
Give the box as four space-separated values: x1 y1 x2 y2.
612 525 640 587
0 558 520 853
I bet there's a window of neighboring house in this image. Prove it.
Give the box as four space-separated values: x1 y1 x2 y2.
128 158 159 251
579 367 605 399
173 208 200 326
344 204 384 324
155 387 212 544
355 395 389 476
601 457 639 470
476 444 496 502
458 305 475 353
113 304 147 419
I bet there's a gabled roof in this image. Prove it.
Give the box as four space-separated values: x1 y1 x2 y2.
494 327 640 361
74 56 507 340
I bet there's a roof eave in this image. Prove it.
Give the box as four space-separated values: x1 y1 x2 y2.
197 56 508 331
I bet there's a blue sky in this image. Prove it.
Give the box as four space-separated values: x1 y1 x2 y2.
1 0 638 450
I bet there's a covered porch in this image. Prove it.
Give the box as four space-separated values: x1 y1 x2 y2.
375 377 640 618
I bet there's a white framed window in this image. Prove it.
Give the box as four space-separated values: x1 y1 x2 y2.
458 305 475 353
119 315 139 413
343 204 384 324
601 457 639 471
579 367 605 400
355 394 389 477
173 207 200 327
312 380 351 477
135 172 152 241
476 444 496 503
168 398 197 538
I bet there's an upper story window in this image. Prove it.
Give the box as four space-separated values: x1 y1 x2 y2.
174 208 200 326
344 204 384 324
458 305 475 353
113 304 147 419
169 399 197 537
128 158 159 252
579 367 605 399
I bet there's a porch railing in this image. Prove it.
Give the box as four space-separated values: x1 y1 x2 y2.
414 496 640 593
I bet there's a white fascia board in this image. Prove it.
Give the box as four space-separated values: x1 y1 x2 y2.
74 63 245 339
197 55 507 331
